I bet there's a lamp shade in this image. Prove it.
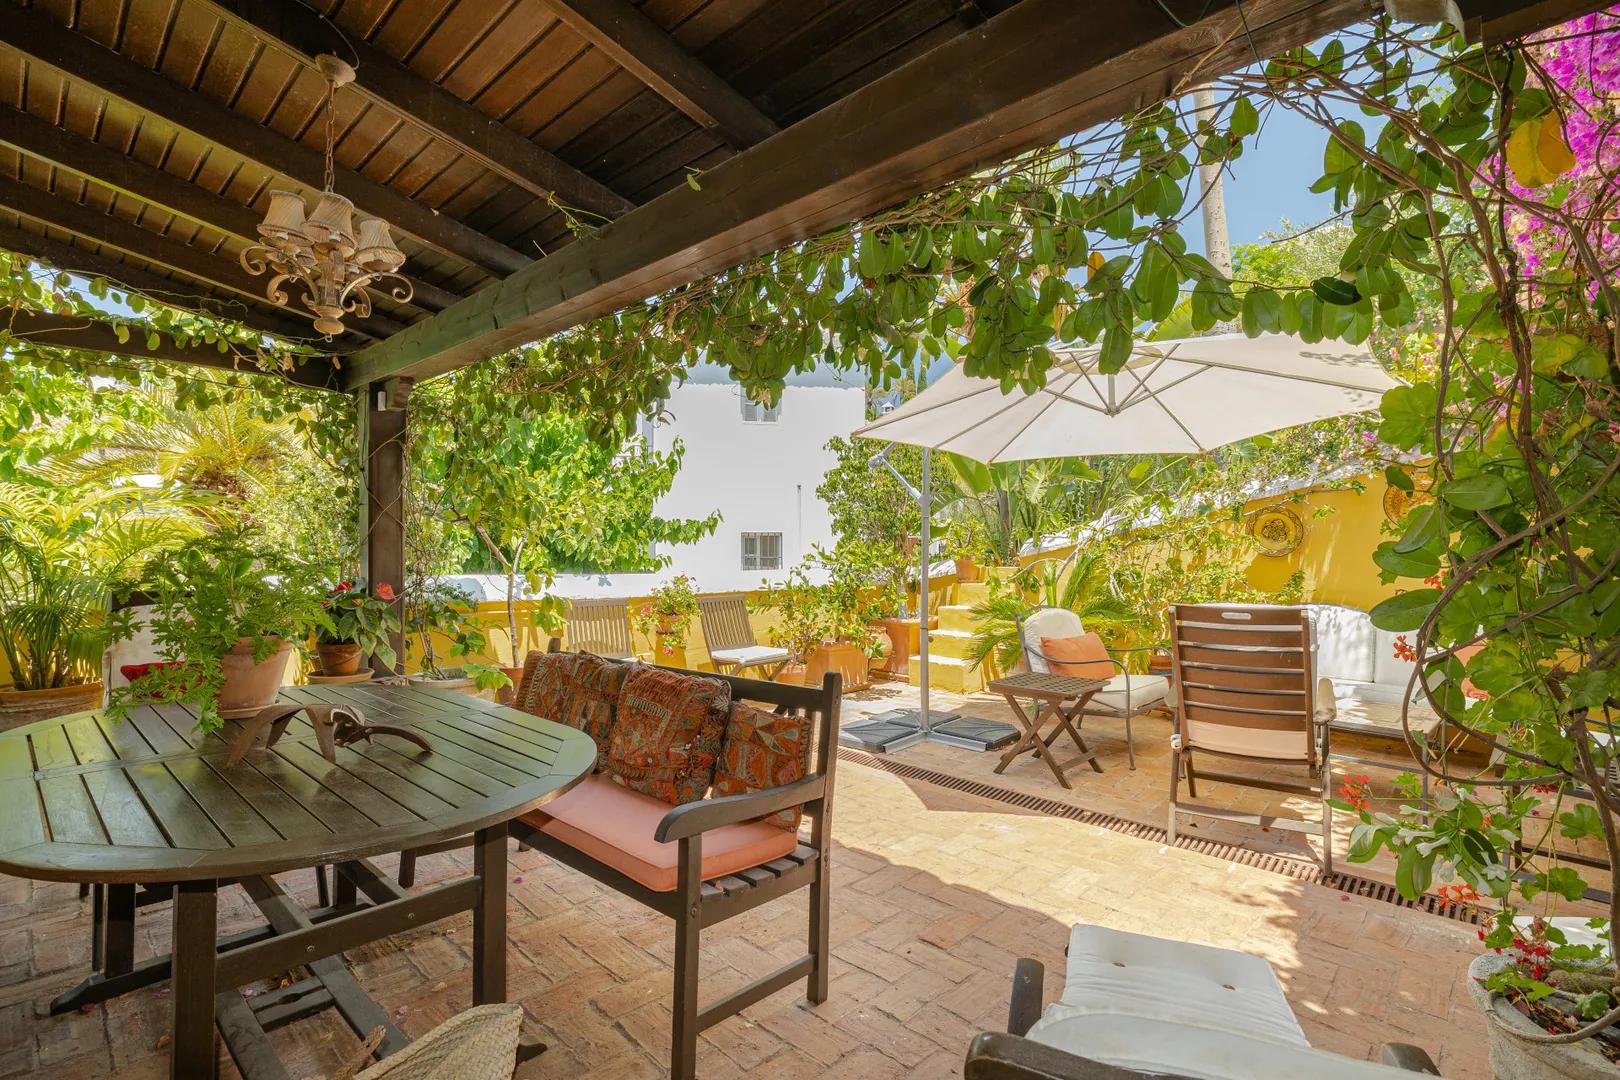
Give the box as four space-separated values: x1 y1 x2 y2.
257 190 306 242
355 217 405 272
302 191 356 252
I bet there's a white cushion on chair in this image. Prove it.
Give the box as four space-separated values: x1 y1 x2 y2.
1021 608 1085 674
1027 925 1423 1079
1087 673 1169 715
708 645 790 669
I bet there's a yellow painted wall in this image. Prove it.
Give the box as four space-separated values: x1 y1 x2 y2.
1240 473 1404 610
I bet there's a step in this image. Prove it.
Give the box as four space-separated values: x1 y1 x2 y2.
952 581 991 607
923 628 980 662
907 654 985 695
938 604 980 634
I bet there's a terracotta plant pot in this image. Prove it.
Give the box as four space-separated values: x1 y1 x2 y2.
317 642 363 676
806 642 870 692
496 665 526 705
0 680 105 730
954 556 982 582
772 662 809 686
880 617 920 676
218 637 293 719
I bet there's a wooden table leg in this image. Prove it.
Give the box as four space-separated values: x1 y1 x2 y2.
993 697 1041 775
1054 698 1104 774
472 825 506 1005
997 698 1074 789
104 883 137 976
171 879 219 1080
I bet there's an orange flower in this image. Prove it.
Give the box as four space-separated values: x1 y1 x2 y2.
375 581 396 602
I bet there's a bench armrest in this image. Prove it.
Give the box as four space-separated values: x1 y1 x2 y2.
654 775 826 842
965 1032 1158 1080
1009 958 1045 1037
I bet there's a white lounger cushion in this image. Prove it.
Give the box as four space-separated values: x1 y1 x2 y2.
1028 926 1427 1079
708 645 790 668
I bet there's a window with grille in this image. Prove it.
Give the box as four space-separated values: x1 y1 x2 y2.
741 532 783 570
741 397 781 423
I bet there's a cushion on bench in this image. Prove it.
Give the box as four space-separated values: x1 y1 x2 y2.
521 775 798 892
711 702 812 831
513 649 576 723
709 644 790 669
605 666 731 804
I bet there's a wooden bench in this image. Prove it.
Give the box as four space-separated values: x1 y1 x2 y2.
507 641 842 1079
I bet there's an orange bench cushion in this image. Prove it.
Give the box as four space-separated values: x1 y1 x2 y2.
521 775 797 892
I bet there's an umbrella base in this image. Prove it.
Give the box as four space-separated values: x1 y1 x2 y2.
839 708 1018 753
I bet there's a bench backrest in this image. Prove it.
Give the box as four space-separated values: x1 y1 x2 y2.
697 594 756 652
566 597 635 659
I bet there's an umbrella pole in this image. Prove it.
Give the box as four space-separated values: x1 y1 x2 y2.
919 448 931 735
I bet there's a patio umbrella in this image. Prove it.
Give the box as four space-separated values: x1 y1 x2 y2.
844 332 1398 753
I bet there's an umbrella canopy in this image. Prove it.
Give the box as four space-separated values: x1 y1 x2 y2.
856 332 1397 463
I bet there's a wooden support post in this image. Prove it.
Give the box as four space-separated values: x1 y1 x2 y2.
171 879 219 1080
361 380 410 675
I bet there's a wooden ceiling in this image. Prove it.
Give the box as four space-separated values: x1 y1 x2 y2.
0 0 1601 392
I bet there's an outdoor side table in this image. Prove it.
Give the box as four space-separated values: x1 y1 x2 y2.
986 672 1108 789
0 683 595 1079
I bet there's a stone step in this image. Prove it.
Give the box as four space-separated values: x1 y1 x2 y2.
952 581 991 607
907 654 985 695
923 628 980 661
938 604 979 634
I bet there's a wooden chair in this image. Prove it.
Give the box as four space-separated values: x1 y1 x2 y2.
510 641 841 1079
697 593 790 679
565 597 635 659
1166 603 1331 873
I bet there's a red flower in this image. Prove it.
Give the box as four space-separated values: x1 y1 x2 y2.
375 581 396 602
1392 635 1417 663
334 581 353 592
1338 774 1374 812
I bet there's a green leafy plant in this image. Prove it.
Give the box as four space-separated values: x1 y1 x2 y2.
758 553 887 664
401 577 507 691
633 574 700 655
0 484 198 691
110 527 332 731
967 551 1154 674
316 580 400 670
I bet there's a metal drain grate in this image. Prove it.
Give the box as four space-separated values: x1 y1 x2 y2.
837 748 1481 926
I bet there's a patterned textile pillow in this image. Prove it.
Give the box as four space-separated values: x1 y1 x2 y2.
711 702 813 831
605 666 731 805
557 653 632 764
511 650 577 722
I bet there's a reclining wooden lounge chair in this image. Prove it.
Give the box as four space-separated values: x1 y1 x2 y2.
698 593 790 679
1017 606 1171 769
564 597 635 659
966 924 1441 1078
1167 603 1331 872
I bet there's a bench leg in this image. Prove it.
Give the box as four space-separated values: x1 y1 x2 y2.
808 848 829 1004
671 838 701 1080
397 849 417 888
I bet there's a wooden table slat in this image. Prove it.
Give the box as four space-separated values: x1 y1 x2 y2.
123 763 231 851
243 755 388 835
202 757 333 842
271 743 427 828
39 773 110 845
80 768 170 848
0 777 45 853
95 711 160 760
349 739 501 802
30 724 78 770
406 718 553 781
124 707 191 755
391 720 538 787
0 735 36 781
164 758 284 848
60 714 121 766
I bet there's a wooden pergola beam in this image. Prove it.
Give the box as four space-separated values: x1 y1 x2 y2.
539 0 779 150
0 220 320 342
344 0 1373 389
0 175 405 341
0 104 459 314
210 0 635 219
0 309 340 391
0 5 530 277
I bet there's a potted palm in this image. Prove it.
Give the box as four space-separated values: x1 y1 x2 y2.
313 580 400 679
633 574 700 659
110 528 331 731
0 484 191 728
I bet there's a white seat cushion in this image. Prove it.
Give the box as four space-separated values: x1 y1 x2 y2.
1086 673 1169 714
1027 925 1421 1079
708 645 790 668
1021 608 1084 674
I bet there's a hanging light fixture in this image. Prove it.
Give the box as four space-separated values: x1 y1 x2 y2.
240 54 411 338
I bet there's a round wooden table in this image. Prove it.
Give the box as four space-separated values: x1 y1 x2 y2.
0 682 595 1079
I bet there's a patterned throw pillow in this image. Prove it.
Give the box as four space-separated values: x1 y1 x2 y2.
711 702 813 831
512 650 577 722
605 666 731 805
558 653 632 763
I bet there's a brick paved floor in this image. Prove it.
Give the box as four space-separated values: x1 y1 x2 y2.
0 752 1499 1079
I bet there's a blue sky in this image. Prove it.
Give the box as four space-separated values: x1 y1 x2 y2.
1191 105 1342 251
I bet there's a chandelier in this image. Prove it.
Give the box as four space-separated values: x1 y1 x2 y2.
240 54 411 338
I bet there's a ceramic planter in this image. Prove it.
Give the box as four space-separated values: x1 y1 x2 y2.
496 665 526 705
1468 952 1620 1079
954 556 982 582
408 672 486 700
0 680 105 730
218 638 293 719
806 642 869 692
316 642 363 676
879 618 918 676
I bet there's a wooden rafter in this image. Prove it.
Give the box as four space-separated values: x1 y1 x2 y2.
0 175 405 341
539 0 780 150
0 220 321 341
344 0 1373 388
0 4 530 277
0 104 459 314
208 0 635 219
1 309 341 391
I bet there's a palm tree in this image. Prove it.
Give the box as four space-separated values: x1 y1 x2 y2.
967 550 1152 674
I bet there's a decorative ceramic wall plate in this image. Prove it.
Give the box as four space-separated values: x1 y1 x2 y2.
1248 506 1305 557
1382 474 1434 523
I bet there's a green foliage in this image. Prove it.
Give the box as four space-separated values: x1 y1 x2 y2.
0 483 200 690
967 551 1153 673
817 436 922 616
110 527 333 731
633 574 701 655
757 551 888 663
316 581 400 670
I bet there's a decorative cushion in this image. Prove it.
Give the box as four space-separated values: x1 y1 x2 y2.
711 703 812 831
605 666 731 805
1040 634 1115 680
1021 608 1084 673
558 652 632 765
519 775 797 892
512 650 576 723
